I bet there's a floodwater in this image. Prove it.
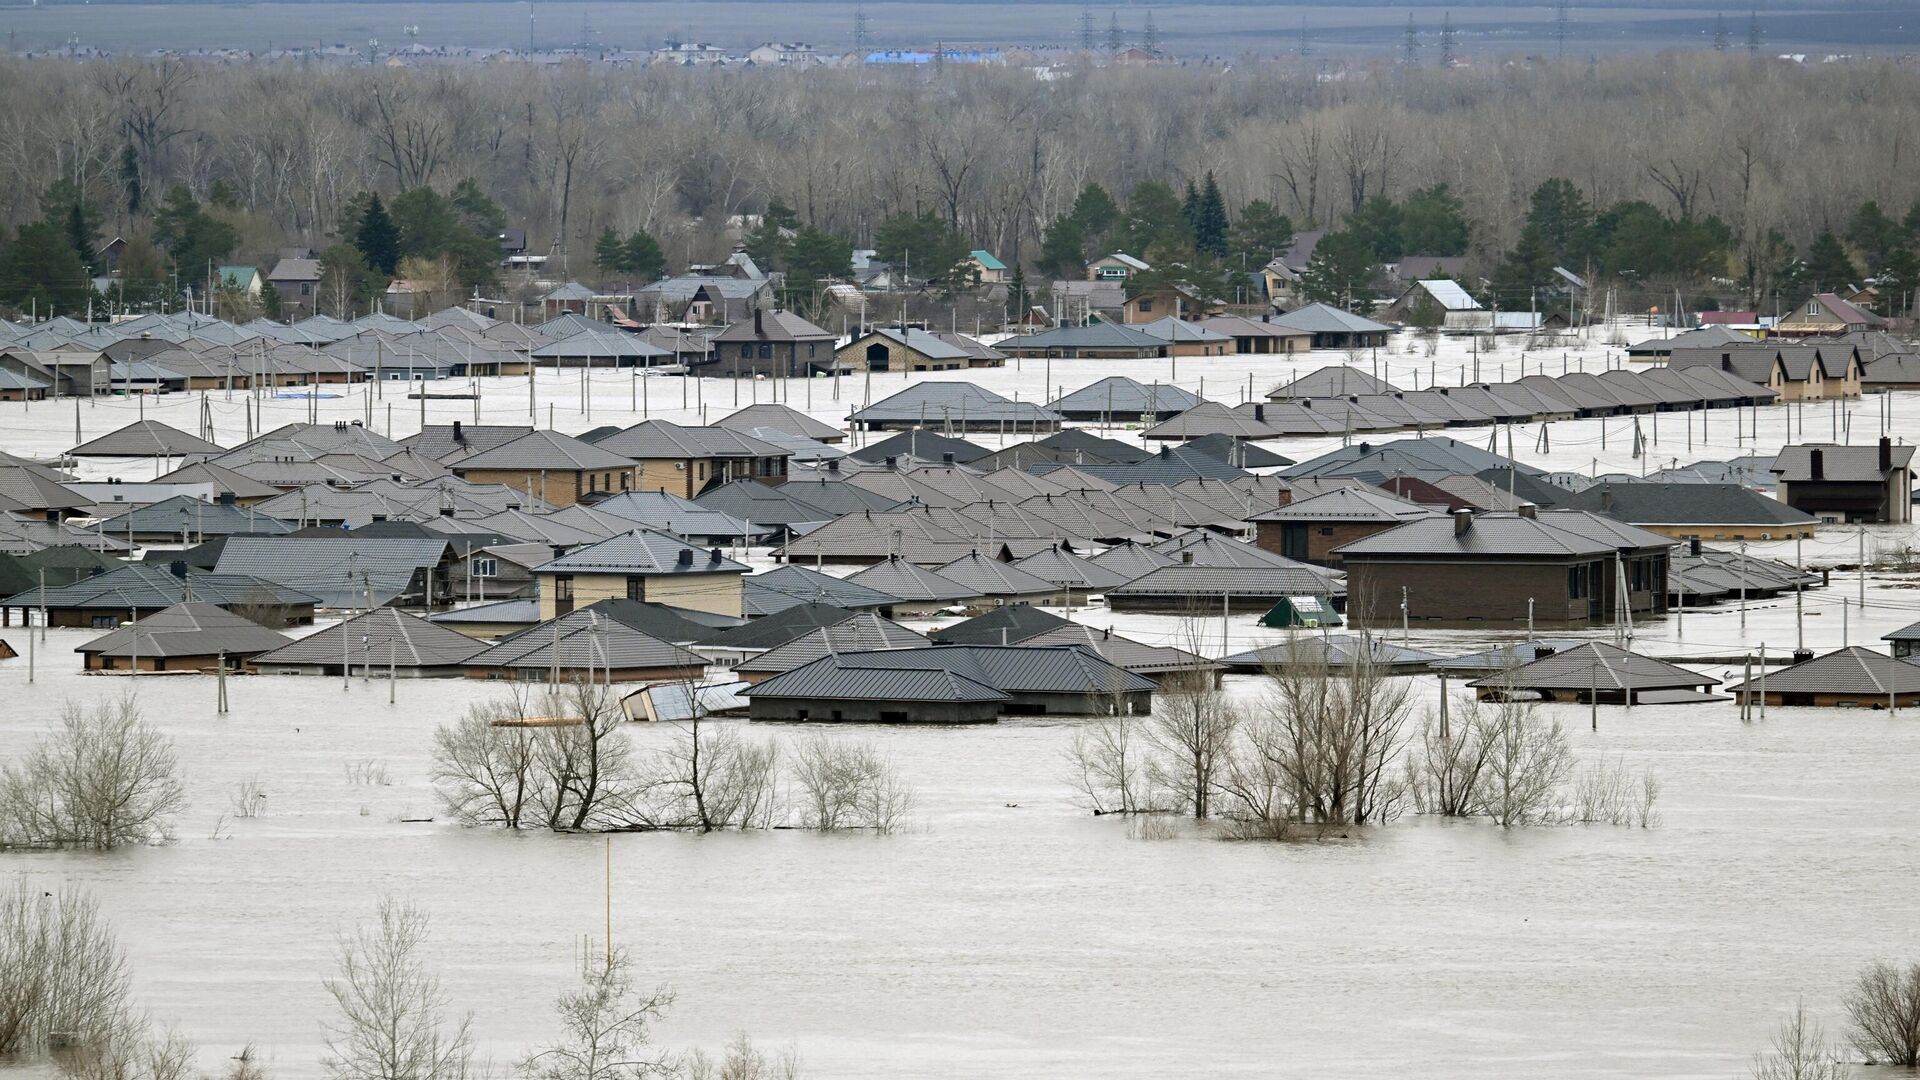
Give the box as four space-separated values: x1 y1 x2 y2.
5 322 1920 1075
2 628 1917 1079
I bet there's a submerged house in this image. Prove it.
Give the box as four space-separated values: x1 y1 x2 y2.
742 644 1155 722
75 601 292 672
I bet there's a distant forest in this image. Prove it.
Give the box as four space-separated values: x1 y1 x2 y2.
0 51 1914 318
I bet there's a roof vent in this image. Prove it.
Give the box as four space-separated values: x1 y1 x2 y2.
677 548 694 566
1453 508 1473 536
1535 645 1557 659
1517 502 1537 519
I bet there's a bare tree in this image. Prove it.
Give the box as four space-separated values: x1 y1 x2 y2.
680 1035 801 1080
322 897 474 1080
1478 694 1572 828
1063 714 1156 816
431 697 544 829
0 882 134 1058
1751 1003 1849 1080
1846 961 1920 1068
1147 665 1238 821
648 716 780 833
789 736 914 834
520 948 673 1080
1239 634 1414 827
56 1025 198 1080
0 697 188 851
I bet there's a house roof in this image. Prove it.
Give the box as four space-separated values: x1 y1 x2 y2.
858 326 971 360
1563 483 1816 527
969 249 1007 271
1247 486 1438 524
743 564 902 615
697 602 859 650
745 642 1154 700
267 258 322 283
69 420 222 458
713 403 844 442
1047 376 1202 416
1221 634 1445 669
262 606 491 667
1771 443 1914 483
1142 400 1280 441
850 429 991 465
75 601 292 658
1136 317 1231 343
999 322 1164 351
1111 562 1345 599
694 479 841 529
733 613 931 674
1180 433 1295 470
934 550 1061 597
1008 545 1133 591
930 605 1073 645
530 326 671 360
1725 646 1920 697
593 419 791 461
399 424 536 462
1093 252 1150 270
849 381 1062 425
542 282 596 301
532 529 748 575
1270 303 1392 335
585 491 763 540
452 429 637 471
466 608 707 671
1267 366 1399 400
745 656 1010 704
1626 325 1751 355
1411 279 1481 311
214 536 449 608
1333 509 1675 558
1 563 317 613
843 555 977 602
1467 640 1716 692
90 494 296 539
711 310 835 343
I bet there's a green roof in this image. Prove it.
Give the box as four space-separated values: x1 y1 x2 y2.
216 265 259 287
970 250 1006 272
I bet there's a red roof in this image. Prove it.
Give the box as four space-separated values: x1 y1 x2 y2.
1699 311 1758 325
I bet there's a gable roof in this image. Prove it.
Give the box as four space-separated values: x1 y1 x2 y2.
1 563 316 613
843 555 977 602
1267 366 1399 400
697 602 859 650
466 608 707 672
733 613 931 674
1333 509 1675 558
532 529 749 575
254 607 486 667
89 494 296 539
849 429 991 465
69 420 223 458
849 381 1063 426
742 564 902 616
1725 645 1920 697
1247 486 1437 523
75 601 292 658
1047 376 1203 416
593 420 791 461
1468 640 1716 692
1270 303 1392 335
452 429 637 471
1563 483 1815 527
713 403 844 442
930 605 1073 645
934 550 1061 597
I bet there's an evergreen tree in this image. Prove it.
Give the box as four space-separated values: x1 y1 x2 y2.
317 243 380 317
1119 180 1189 255
151 186 237 281
1488 223 1558 310
1005 263 1027 325
1181 180 1202 241
1525 178 1594 265
621 231 665 282
1845 200 1901 272
40 180 102 273
207 179 241 211
1227 200 1294 269
1297 229 1376 310
259 279 282 319
354 192 401 276
449 178 507 237
593 227 627 275
1398 184 1470 256
1345 198 1403 262
1036 215 1087 280
873 210 969 290
1194 172 1229 259
784 224 853 284
1802 228 1858 291
0 221 93 315
388 186 497 289
1878 244 1919 318
743 199 799 267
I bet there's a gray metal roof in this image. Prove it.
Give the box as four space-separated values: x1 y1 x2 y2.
452 429 638 471
1427 638 1593 674
1726 646 1920 696
850 429 992 465
532 529 749 575
694 479 840 528
593 419 791 461
1282 437 1542 482
711 310 835 343
1221 634 1443 669
1008 546 1133 591
713 403 844 442
1467 641 1716 692
1563 483 1815 527
843 555 978 601
934 551 1062 597
69 420 223 458
531 326 671 359
1112 563 1346 599
744 565 902 615
998 322 1164 352
779 511 978 565
586 491 765 540
745 658 1009 704
466 608 708 671
1771 443 1915 483
1247 487 1438 524
1 564 317 613
1270 302 1392 335
1047 376 1202 417
399 425 535 462
1143 401 1281 441
745 642 1152 700
1334 509 1673 559
214 536 449 608
90 494 296 539
734 613 931 674
253 607 487 667
1019 623 1219 674
1085 540 1179 581
75 601 292 658
1267 366 1401 400
697 602 858 650
849 382 1062 425
930 605 1073 645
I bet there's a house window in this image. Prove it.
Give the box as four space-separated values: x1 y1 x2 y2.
473 558 498 578
758 344 772 360
1138 299 1154 313
553 575 574 600
1568 567 1585 599
626 576 644 601
92 615 116 629
739 344 752 358
807 342 817 358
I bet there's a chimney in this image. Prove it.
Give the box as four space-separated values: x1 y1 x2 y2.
1535 645 1557 659
709 547 723 564
885 455 897 469
1302 399 1312 410
439 506 455 517
827 459 840 474
942 452 955 465
1880 435 1892 473
677 548 694 566
452 419 464 442
1689 537 1702 556
1720 352 1731 371
753 308 764 336
1809 448 1824 480
551 545 569 560
1453 508 1473 537
1181 551 1194 564
1517 502 1537 519
169 560 188 579
1599 487 1612 514
217 492 235 506
1254 404 1265 420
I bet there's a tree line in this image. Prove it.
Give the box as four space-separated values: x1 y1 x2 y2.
0 52 1913 318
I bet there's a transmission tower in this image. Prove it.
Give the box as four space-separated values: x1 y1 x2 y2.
1746 9 1762 56
1553 0 1569 59
1439 11 1457 66
1143 10 1158 52
1107 10 1123 52
1402 12 1418 65
1297 16 1311 59
1712 12 1728 52
853 3 870 52
1079 1 1096 52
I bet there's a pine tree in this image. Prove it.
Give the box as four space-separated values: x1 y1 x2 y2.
1846 200 1901 272
1005 263 1027 326
622 231 665 281
354 193 400 277
118 144 141 215
1195 172 1229 259
1181 181 1202 242
1298 230 1376 310
1802 229 1858 291
1228 200 1293 268
259 279 282 319
1489 223 1558 310
1879 245 1919 318
0 221 92 315
593 226 627 274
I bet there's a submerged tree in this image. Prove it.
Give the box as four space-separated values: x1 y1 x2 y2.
322 897 475 1080
0 697 187 851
